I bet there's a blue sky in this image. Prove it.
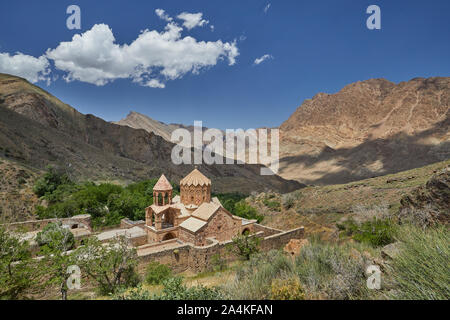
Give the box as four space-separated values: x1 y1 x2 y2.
0 0 449 129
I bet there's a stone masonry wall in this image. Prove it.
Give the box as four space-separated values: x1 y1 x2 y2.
201 209 241 243
137 225 305 273
1 215 92 232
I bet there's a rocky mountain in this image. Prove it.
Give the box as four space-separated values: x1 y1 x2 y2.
113 111 221 150
113 111 188 143
279 77 450 185
0 73 302 201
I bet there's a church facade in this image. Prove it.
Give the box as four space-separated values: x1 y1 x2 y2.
145 168 256 246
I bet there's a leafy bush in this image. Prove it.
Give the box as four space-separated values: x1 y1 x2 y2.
36 222 75 250
33 166 72 198
215 193 263 222
112 284 152 300
233 200 264 222
271 278 305 300
263 198 281 211
354 219 395 247
386 225 450 300
145 262 172 285
156 277 224 300
215 192 247 212
338 218 396 247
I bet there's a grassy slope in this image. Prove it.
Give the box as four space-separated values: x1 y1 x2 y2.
251 159 450 238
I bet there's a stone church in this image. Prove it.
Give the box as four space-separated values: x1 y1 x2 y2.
145 167 256 246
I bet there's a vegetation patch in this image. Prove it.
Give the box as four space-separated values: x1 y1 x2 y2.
385 225 450 300
145 262 172 285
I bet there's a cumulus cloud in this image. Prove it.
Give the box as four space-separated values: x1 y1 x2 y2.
45 21 239 87
264 3 271 13
0 10 238 88
254 54 273 65
144 79 165 88
177 12 209 30
155 8 173 22
0 52 50 83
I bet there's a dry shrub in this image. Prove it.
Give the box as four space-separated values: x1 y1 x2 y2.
281 193 296 209
295 238 371 300
351 203 391 224
270 277 305 300
222 250 295 300
397 204 439 229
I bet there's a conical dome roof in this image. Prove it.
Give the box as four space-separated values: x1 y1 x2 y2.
153 174 173 191
180 168 211 186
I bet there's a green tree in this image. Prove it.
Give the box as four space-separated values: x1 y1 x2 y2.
39 225 78 300
33 166 72 198
0 228 35 299
76 236 140 295
234 200 264 222
229 233 261 260
36 222 75 249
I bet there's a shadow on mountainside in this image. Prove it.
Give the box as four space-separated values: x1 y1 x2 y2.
279 113 450 185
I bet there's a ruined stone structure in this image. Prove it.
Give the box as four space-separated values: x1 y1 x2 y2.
145 167 255 246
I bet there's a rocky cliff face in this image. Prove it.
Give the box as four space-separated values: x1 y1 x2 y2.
279 77 450 184
399 167 450 225
0 73 302 198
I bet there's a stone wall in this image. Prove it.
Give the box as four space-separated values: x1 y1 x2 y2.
178 227 199 245
1 215 92 232
202 208 241 243
252 224 282 237
138 240 192 274
137 224 305 273
259 227 305 251
129 234 148 247
120 218 145 229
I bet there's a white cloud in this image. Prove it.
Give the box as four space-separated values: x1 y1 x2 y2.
177 12 209 30
264 3 271 13
0 52 50 83
155 8 173 22
144 79 165 88
254 54 273 65
45 21 239 88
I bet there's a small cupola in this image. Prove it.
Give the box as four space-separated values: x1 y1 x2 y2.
153 174 173 206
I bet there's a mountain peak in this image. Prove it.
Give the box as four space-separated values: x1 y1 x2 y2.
279 76 449 184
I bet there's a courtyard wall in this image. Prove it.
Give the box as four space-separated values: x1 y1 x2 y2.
136 224 305 273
